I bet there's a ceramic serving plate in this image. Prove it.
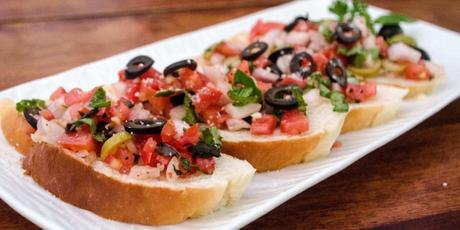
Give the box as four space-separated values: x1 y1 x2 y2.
0 0 459 229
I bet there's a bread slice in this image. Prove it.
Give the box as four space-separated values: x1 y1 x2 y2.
341 84 408 133
220 95 347 172
371 75 441 99
0 99 255 225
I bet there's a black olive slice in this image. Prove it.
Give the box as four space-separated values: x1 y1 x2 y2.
284 15 308 32
80 108 99 119
335 23 362 44
268 47 294 64
163 59 197 77
170 92 186 106
242 116 253 124
264 85 298 110
412 46 431 61
378 24 403 40
188 143 220 158
269 63 283 76
241 41 269 61
124 118 166 134
23 107 40 129
156 142 180 157
289 52 316 78
326 58 348 88
125 55 154 79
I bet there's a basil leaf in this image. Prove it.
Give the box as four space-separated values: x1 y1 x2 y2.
183 92 197 125
329 0 348 22
71 118 105 142
200 126 222 149
330 91 349 112
90 88 111 109
291 86 307 112
374 13 415 25
227 70 262 106
180 157 192 172
16 99 45 112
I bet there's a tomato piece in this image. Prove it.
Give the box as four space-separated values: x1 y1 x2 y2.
41 109 54 120
278 75 307 88
345 82 377 102
179 124 201 146
237 60 251 75
161 120 177 144
179 69 206 92
313 53 328 74
115 148 135 174
253 57 269 68
110 99 131 122
147 95 172 117
50 87 67 101
256 80 272 94
280 110 309 135
249 19 285 41
196 157 216 174
200 106 229 128
141 137 157 166
104 155 122 170
375 36 389 57
125 81 141 103
215 42 240 57
250 114 277 135
193 86 222 113
64 88 94 106
57 130 97 152
404 63 432 81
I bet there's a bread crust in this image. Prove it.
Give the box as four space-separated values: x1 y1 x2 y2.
341 104 384 133
222 131 323 172
23 143 227 225
0 99 34 155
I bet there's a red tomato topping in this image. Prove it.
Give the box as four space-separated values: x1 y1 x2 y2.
237 60 251 75
250 114 277 135
313 53 328 74
50 87 67 101
179 69 206 92
179 124 201 146
41 109 54 120
161 120 177 144
115 148 135 174
215 42 240 57
278 75 307 88
375 36 389 57
110 99 131 122
256 80 272 94
193 85 222 113
196 157 216 174
141 137 157 166
280 110 309 135
125 81 141 103
200 106 229 128
64 88 94 106
249 19 285 41
345 82 377 102
57 130 97 152
404 63 432 81
253 57 270 68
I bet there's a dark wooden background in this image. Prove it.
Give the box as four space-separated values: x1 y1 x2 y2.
0 0 459 229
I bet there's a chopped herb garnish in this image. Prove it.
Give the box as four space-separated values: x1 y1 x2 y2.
374 13 415 25
320 26 334 42
227 70 262 106
329 0 348 22
183 92 197 125
180 157 192 172
69 118 106 142
200 126 222 149
291 86 307 112
330 91 349 112
307 72 349 113
16 99 45 112
329 0 374 33
89 87 111 109
337 45 379 68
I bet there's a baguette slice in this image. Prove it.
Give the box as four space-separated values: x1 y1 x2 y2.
0 99 255 225
341 84 408 133
220 91 347 172
371 75 441 98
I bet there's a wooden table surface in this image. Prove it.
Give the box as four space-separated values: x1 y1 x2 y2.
0 0 459 229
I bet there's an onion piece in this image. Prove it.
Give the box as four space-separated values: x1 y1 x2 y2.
253 67 279 83
388 42 422 63
226 118 251 131
224 103 262 119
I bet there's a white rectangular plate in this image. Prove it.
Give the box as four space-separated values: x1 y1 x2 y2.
0 0 459 229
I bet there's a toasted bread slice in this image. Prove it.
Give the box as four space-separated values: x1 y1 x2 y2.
0 99 34 154
371 75 442 99
220 94 347 172
342 85 408 133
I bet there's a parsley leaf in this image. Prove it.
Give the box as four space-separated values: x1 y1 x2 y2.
16 99 45 112
306 72 349 113
320 26 334 42
374 13 415 25
291 86 307 112
70 118 105 142
200 126 222 149
337 45 380 67
89 87 111 109
183 92 197 125
330 91 349 112
227 70 262 106
329 0 348 22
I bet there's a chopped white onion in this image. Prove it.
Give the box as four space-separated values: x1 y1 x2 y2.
388 42 422 63
226 118 251 131
224 103 262 119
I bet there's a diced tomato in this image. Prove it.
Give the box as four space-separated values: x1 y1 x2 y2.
278 75 307 88
161 120 177 144
114 148 135 174
196 157 216 174
404 63 432 81
147 95 172 116
280 110 309 135
313 53 328 74
110 99 131 121
193 85 223 112
253 57 269 68
375 36 389 57
237 60 251 75
141 137 157 166
200 106 229 128
179 69 206 92
215 42 240 57
293 20 319 32
256 80 272 94
331 140 343 149
345 82 377 102
125 81 141 103
41 109 54 120
250 114 277 135
57 130 97 152
104 155 122 170
322 45 338 59
179 124 201 146
50 87 67 101
249 19 285 41
64 88 94 106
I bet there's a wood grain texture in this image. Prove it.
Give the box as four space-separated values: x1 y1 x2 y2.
0 0 459 229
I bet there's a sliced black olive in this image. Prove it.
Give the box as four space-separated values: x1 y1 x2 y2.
124 118 166 134
412 46 431 61
284 15 308 32
156 142 180 157
242 116 253 124
125 55 154 79
326 58 348 88
378 24 403 40
123 100 134 109
241 41 268 61
269 63 283 76
268 47 294 63
264 85 298 110
163 59 197 77
23 107 40 129
170 92 186 106
335 23 362 44
80 108 99 119
289 52 316 78
188 143 220 158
